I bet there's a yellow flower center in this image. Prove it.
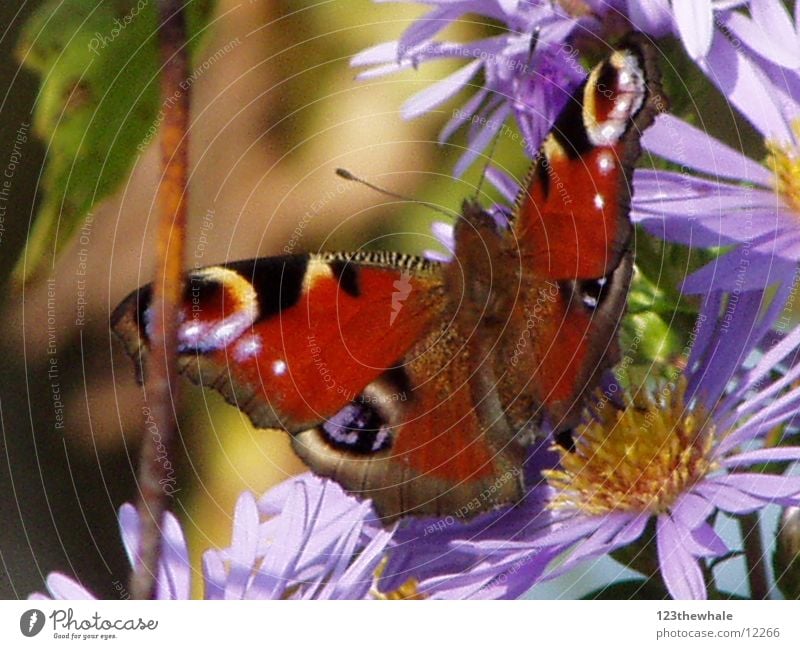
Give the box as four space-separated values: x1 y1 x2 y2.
371 560 425 600
765 121 800 215
372 577 424 600
544 381 717 516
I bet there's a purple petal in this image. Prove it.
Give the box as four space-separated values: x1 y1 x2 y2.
724 389 800 451
431 220 455 250
728 0 800 68
523 514 630 579
356 61 414 80
45 573 97 600
423 548 556 599
699 35 792 142
613 512 650 546
118 503 140 567
271 481 374 579
527 514 606 548
439 86 490 143
686 292 722 381
723 447 800 468
560 514 632 566
633 170 786 249
466 94 503 141
328 526 393 599
225 492 261 599
673 0 714 59
734 307 800 397
656 515 707 599
681 244 793 294
723 276 800 405
310 508 367 599
671 492 715 530
423 249 453 262
712 473 800 501
635 168 772 202
688 522 729 557
201 551 226 600
642 114 772 185
695 481 765 513
690 291 763 407
401 59 482 119
398 6 468 56
625 0 673 36
156 510 191 600
356 38 497 80
422 563 502 599
496 0 521 15
454 102 512 177
485 166 520 203
351 41 399 67
635 204 784 249
766 228 800 263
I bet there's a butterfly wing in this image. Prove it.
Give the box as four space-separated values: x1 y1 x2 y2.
113 252 443 431
500 38 663 430
112 251 526 520
515 39 662 279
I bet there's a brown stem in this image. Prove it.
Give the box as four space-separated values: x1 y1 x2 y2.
128 0 190 600
740 512 770 599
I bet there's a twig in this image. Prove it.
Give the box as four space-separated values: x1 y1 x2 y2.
740 512 770 599
128 0 190 600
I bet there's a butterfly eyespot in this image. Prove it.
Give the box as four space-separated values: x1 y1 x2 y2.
167 267 259 353
577 276 609 311
321 399 393 454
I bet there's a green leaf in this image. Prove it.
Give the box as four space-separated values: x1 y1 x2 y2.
632 227 711 312
14 0 216 284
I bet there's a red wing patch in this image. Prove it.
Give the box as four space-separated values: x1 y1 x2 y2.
516 44 662 281
112 253 443 432
291 320 528 520
517 142 631 280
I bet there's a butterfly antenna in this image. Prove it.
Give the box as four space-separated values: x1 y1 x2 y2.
335 168 458 219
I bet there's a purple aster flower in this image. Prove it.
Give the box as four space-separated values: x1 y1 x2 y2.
30 503 191 600
375 438 563 599
351 1 774 184
352 1 593 175
719 0 800 70
634 105 800 295
401 287 800 600
626 0 751 61
206 475 392 600
31 475 391 600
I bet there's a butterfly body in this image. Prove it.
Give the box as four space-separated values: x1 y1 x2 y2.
113 38 663 521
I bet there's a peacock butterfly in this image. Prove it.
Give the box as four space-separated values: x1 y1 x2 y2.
112 38 663 522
